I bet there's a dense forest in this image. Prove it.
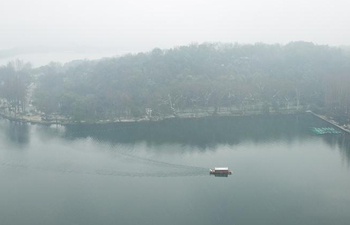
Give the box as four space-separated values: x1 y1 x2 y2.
0 42 350 124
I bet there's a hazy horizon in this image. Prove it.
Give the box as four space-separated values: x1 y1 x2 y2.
0 40 349 68
1 0 350 67
1 0 350 52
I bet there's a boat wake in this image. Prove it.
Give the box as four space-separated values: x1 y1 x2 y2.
112 149 207 171
0 160 208 178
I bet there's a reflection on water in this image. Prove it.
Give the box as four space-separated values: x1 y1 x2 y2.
322 134 350 167
63 114 350 162
1 114 350 225
0 119 30 148
2 114 350 168
1 114 350 170
64 115 312 147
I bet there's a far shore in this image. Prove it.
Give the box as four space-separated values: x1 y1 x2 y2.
0 108 305 126
1 109 350 135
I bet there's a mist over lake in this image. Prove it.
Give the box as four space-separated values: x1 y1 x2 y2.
1 0 350 224
1 114 350 225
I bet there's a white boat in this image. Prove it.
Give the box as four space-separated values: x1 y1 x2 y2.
210 167 232 175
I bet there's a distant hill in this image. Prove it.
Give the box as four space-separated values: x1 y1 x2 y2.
1 42 350 124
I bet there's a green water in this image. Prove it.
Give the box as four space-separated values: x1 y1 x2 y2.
1 114 350 225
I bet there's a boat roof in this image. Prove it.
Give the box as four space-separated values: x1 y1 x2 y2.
215 167 228 170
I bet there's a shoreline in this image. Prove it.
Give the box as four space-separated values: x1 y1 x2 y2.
1 109 303 126
308 111 350 134
3 109 349 134
0 112 63 125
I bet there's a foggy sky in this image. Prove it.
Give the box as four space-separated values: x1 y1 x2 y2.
1 0 350 51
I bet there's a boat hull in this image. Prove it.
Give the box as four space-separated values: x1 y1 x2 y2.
210 169 232 176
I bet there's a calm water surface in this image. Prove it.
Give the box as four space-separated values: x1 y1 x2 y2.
1 114 350 225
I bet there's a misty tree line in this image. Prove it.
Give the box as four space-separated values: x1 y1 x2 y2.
0 60 32 116
0 42 350 123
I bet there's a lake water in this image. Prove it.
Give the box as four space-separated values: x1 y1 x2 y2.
1 114 350 225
